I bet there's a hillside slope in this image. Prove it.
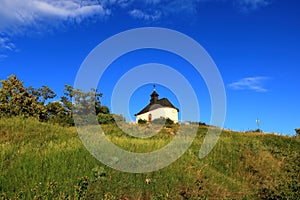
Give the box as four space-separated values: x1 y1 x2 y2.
0 118 299 199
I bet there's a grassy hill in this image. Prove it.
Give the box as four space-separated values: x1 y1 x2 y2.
0 117 299 199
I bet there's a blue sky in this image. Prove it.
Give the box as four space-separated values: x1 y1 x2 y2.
0 0 299 135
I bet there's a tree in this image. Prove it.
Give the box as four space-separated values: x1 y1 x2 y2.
38 86 56 103
46 101 73 125
0 75 106 126
295 129 300 137
61 84 74 117
27 86 41 99
72 87 103 115
91 88 103 114
97 106 110 115
0 74 45 119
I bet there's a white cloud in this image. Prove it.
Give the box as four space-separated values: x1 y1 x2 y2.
116 0 272 21
129 9 161 21
0 37 16 51
0 36 16 58
0 0 111 55
0 0 272 34
126 0 201 21
236 0 270 12
0 0 272 56
0 0 204 35
0 54 8 59
0 0 110 34
228 76 269 92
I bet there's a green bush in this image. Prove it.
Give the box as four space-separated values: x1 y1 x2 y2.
165 118 174 125
138 119 147 125
151 117 174 126
97 113 114 124
97 113 125 124
112 114 126 123
165 118 174 128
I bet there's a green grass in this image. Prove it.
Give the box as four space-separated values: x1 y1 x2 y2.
0 117 299 199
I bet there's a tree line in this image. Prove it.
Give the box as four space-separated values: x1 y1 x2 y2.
0 74 125 126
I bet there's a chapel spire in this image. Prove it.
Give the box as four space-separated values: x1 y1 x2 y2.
150 84 159 104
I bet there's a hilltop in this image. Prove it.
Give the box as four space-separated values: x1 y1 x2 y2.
0 117 299 199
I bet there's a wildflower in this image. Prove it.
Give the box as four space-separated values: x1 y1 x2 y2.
145 178 151 184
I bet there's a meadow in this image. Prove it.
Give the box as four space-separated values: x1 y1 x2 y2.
0 117 299 199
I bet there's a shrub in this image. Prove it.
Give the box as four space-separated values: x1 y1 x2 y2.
165 118 174 125
255 128 262 133
97 113 114 124
112 114 126 123
151 117 174 127
97 113 125 124
198 122 207 126
151 117 166 125
246 129 262 133
138 119 147 125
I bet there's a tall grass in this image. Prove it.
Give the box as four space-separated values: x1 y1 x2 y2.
0 117 299 199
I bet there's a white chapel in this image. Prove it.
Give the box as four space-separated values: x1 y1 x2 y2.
135 86 179 123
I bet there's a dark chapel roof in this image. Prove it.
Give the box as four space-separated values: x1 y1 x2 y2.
134 89 179 116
